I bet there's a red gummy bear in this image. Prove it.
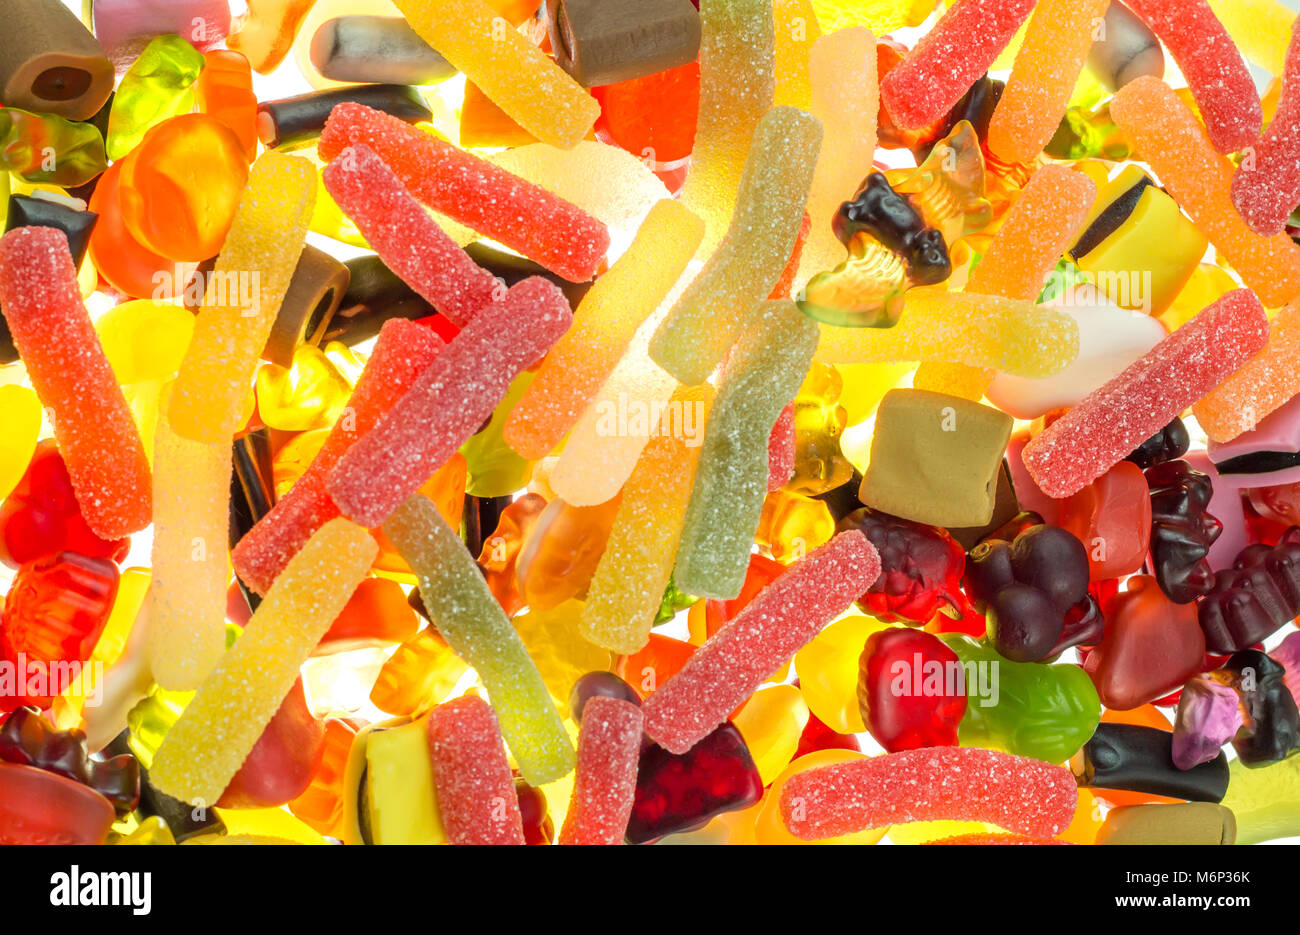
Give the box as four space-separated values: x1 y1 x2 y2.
0 441 129 569
839 508 973 624
858 628 967 752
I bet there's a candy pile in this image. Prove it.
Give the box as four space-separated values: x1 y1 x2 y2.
4 0 1300 847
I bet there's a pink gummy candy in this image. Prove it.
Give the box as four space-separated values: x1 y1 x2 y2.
0 226 152 540
319 103 610 282
328 277 573 528
1231 19 1300 234
880 0 1036 131
426 695 526 846
232 318 444 595
558 697 645 846
1126 0 1262 153
779 747 1078 840
642 530 881 754
767 402 796 493
1023 289 1269 499
323 144 501 327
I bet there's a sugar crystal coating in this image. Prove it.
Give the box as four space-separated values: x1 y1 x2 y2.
1230 18 1300 235
558 697 645 845
1193 303 1300 444
426 695 526 846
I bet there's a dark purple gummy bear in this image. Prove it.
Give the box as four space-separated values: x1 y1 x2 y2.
569 671 641 724
1146 460 1221 604
1199 527 1300 654
624 722 762 845
0 706 139 816
1221 649 1300 767
1125 417 1190 470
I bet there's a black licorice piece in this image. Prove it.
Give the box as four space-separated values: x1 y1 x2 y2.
4 193 98 265
309 16 456 86
321 254 439 348
546 0 701 88
1223 650 1300 767
230 430 276 614
463 241 595 308
1214 449 1300 476
833 173 951 286
103 732 224 842
265 246 351 366
1086 0 1165 93
1071 170 1156 261
1125 416 1190 470
257 84 432 151
0 0 114 120
1074 723 1230 802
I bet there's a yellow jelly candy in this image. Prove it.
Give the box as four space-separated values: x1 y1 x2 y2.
255 343 357 432
95 300 195 385
734 683 810 785
794 613 892 734
756 490 836 563
512 599 612 719
0 383 42 500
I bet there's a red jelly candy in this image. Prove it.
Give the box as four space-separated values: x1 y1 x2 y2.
0 762 115 844
1058 460 1152 581
858 628 967 751
592 60 700 167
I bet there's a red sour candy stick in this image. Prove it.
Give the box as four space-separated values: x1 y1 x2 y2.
1232 18 1300 234
426 695 526 845
780 747 1078 840
1023 289 1268 499
232 319 443 595
0 227 152 540
1125 0 1262 154
559 697 645 846
328 278 573 528
643 530 880 755
319 103 610 282
879 0 1036 131
323 144 501 327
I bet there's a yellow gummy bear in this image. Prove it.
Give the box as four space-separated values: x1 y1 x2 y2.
734 683 810 785
793 614 892 734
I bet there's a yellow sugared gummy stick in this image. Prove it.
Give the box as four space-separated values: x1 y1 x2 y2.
681 0 776 252
149 518 377 805
773 0 822 110
390 0 598 149
167 151 315 444
504 199 704 461
581 384 715 654
146 407 232 692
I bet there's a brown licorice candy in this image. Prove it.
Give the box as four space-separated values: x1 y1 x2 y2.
546 0 701 88
0 0 114 120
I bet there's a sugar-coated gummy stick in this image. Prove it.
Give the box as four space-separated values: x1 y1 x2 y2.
1192 303 1300 443
1023 289 1269 499
387 0 598 149
148 519 378 805
232 319 444 596
559 697 645 845
1231 18 1300 235
581 384 714 654
1208 0 1294 76
644 530 881 754
798 27 878 291
426 695 526 845
879 0 1037 131
146 410 232 692
772 0 820 110
1110 77 1300 308
914 164 1097 399
779 747 1079 840
681 0 776 252
167 151 316 445
1125 0 1262 154
815 289 1079 378
651 106 822 386
0 226 151 539
383 494 576 784
329 277 573 529
319 103 609 283
673 301 819 600
503 199 704 461
987 0 1112 165
323 144 500 327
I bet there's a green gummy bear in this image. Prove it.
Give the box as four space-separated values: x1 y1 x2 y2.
941 634 1101 765
0 107 107 186
106 34 205 160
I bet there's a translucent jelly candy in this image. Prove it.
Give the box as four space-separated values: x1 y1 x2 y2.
591 61 700 167
0 227 152 540
1124 0 1262 154
650 107 821 387
195 49 258 162
680 0 775 252
1022 290 1269 499
426 695 526 845
644 530 880 754
167 151 315 445
987 0 1111 165
105 34 204 161
1057 461 1152 581
227 0 316 73
0 763 116 845
329 278 572 529
387 0 597 149
0 107 108 187
148 519 377 805
1208 0 1294 76
324 143 499 327
1145 460 1222 603
559 696 644 845
514 496 621 611
879 0 1037 131
858 628 966 752
673 301 819 600
383 494 575 784
1109 76 1300 308
780 746 1078 840
582 384 713 654
505 199 704 460
1194 304 1300 445
319 103 609 283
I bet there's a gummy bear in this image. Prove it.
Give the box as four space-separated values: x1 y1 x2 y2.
858 628 966 751
789 361 853 497
0 706 138 815
1221 649 1300 767
1146 460 1222 604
